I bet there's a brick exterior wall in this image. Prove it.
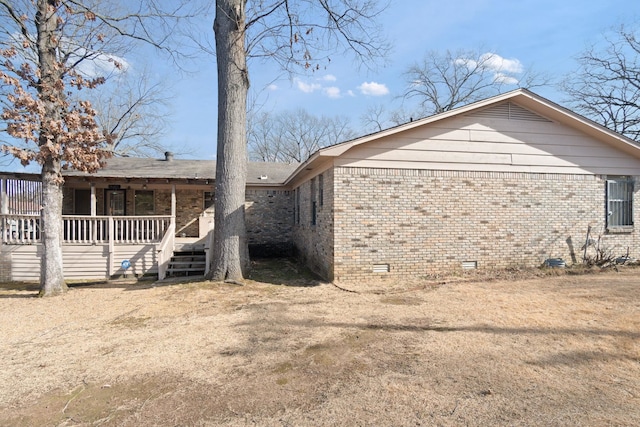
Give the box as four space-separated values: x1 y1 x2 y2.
161 189 202 237
246 189 294 256
292 170 335 279
331 167 640 282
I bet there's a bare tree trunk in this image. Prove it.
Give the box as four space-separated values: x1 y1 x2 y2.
36 0 67 296
39 157 67 296
207 0 250 281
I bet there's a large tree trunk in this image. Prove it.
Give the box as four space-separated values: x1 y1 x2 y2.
36 0 67 296
207 0 250 281
39 158 67 296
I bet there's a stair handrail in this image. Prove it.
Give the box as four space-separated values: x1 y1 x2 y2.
204 227 215 276
157 221 175 280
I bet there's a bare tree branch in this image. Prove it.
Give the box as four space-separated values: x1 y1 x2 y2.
249 108 355 162
403 48 549 116
563 24 640 141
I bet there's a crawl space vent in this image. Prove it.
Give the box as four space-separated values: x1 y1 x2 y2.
372 264 390 273
461 261 478 270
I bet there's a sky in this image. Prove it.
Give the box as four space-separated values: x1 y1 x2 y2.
3 0 640 169
164 0 639 161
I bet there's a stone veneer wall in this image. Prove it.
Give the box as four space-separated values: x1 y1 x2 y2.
292 169 334 279
245 189 294 255
332 167 640 282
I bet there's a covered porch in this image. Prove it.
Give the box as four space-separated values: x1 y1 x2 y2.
0 173 214 281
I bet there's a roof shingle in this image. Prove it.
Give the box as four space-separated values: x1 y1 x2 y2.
62 157 299 185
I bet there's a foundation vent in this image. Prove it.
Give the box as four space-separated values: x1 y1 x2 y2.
372 263 390 273
461 261 478 270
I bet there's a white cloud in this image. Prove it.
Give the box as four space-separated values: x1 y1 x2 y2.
267 84 278 91
347 90 355 97
494 73 519 85
479 53 523 74
455 52 523 86
324 86 341 98
295 79 321 93
322 74 337 82
358 81 389 96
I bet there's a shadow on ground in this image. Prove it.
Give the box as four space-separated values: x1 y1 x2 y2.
0 257 322 295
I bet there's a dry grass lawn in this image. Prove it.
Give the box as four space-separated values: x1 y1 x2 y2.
0 260 639 426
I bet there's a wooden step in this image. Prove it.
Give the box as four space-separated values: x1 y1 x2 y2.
166 251 206 277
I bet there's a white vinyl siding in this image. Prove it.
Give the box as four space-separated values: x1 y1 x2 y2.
335 101 640 176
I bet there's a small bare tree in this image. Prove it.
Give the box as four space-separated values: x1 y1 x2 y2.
249 108 355 162
403 48 547 116
210 0 389 281
563 25 640 141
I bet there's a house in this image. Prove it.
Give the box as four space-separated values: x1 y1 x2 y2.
0 159 297 281
2 89 640 282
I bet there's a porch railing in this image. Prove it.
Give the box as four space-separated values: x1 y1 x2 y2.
1 214 172 245
0 214 41 244
157 221 176 281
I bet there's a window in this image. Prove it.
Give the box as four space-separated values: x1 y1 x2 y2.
607 177 634 228
311 201 317 225
74 189 91 215
319 173 324 207
134 190 154 215
310 178 316 226
295 188 300 224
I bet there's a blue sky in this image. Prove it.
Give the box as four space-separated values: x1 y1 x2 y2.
166 0 639 161
3 0 639 169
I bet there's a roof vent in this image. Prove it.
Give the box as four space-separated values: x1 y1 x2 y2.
164 151 174 161
259 175 268 180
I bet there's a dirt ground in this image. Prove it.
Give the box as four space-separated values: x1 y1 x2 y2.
0 261 639 426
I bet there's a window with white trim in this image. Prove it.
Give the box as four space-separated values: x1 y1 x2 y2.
607 177 634 228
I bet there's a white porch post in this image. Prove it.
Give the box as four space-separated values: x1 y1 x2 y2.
90 183 96 216
90 183 97 242
0 178 8 215
107 216 114 277
171 184 176 226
